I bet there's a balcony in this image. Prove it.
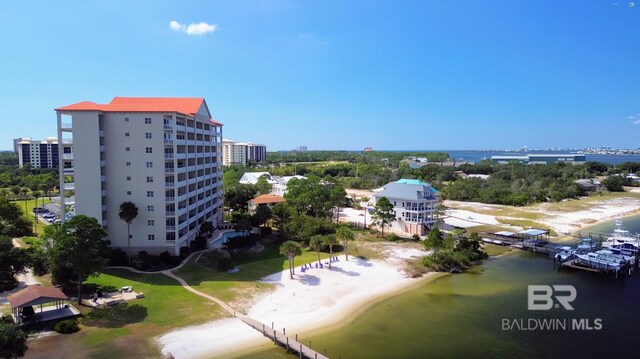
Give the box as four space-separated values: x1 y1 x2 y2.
164 139 174 145
164 153 174 159
164 124 173 130
99 145 105 152
99 130 105 137
164 167 175 174
101 175 106 182
165 182 175 188
165 196 175 202
63 168 74 175
101 190 107 197
166 211 175 216
63 183 75 190
61 122 72 130
62 139 73 145
100 160 106 167
166 225 176 231
63 154 73 160
102 204 107 212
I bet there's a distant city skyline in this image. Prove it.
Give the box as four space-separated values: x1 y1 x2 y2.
0 1 638 151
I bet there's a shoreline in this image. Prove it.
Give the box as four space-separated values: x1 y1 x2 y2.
158 249 434 359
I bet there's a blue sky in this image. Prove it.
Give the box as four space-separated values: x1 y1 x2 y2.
0 1 638 151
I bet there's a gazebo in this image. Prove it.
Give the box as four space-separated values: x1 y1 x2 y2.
7 285 80 325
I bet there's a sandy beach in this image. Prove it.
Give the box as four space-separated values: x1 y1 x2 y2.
158 246 433 359
444 196 640 235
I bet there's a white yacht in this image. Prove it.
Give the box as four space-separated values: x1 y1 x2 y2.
601 219 640 255
575 249 633 270
555 246 575 262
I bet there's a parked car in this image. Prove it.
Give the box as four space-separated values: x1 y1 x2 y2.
43 213 56 219
32 207 48 214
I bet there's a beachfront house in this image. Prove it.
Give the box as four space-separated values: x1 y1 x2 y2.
271 175 307 196
373 179 439 236
575 179 605 192
239 172 273 185
247 194 286 215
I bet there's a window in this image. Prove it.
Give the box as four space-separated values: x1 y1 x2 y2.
147 205 154 211
125 132 130 137
127 191 132 195
147 191 154 197
125 117 129 122
146 162 153 168
145 132 152 139
145 147 153 153
126 161 131 166
146 176 153 183
147 220 155 226
126 176 131 181
145 117 152 124
126 147 130 151
148 234 155 241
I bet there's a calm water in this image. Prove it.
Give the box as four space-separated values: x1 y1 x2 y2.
237 216 640 359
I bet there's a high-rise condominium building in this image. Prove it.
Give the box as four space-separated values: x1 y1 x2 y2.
56 97 224 255
222 139 267 166
15 137 60 169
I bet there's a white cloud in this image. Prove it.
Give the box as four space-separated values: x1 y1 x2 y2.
169 20 183 31
634 119 640 125
169 20 217 36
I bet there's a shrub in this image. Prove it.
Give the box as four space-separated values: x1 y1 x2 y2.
190 235 207 251
226 234 258 250
54 319 79 334
260 226 272 237
216 254 234 272
179 246 191 260
200 250 235 272
0 314 14 324
108 248 129 266
158 251 174 265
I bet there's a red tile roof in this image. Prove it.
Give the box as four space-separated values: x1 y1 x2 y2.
56 97 206 116
7 285 68 308
249 194 287 205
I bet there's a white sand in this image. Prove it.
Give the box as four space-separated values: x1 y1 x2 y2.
159 249 430 359
443 209 501 228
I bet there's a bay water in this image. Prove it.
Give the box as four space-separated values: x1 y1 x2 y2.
238 216 640 358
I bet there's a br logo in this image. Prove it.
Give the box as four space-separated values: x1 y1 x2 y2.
528 285 577 311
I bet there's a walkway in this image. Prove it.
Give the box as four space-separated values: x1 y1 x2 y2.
108 251 328 359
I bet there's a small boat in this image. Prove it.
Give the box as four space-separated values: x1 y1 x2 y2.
555 246 575 262
481 238 493 244
492 239 503 245
575 250 628 271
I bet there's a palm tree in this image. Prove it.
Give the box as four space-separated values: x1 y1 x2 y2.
323 234 339 269
32 190 41 235
309 235 324 267
20 187 29 216
279 240 302 279
336 226 355 261
119 202 139 254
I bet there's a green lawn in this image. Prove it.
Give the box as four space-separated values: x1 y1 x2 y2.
15 198 51 235
176 242 340 306
76 269 227 358
482 243 514 257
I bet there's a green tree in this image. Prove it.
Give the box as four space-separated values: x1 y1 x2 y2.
118 201 138 254
0 197 32 237
329 183 347 223
255 176 273 195
279 240 302 279
285 176 332 218
224 184 257 212
372 197 395 238
234 218 252 234
336 226 355 261
309 235 324 267
424 227 444 254
603 175 625 192
0 237 27 291
46 216 110 304
271 202 292 232
251 205 272 228
323 234 339 269
0 322 28 359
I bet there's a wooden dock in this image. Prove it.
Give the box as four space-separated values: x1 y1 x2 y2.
235 311 330 359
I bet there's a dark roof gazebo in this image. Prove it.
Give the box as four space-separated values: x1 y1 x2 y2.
7 285 79 325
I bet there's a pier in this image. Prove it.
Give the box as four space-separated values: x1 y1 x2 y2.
235 311 329 359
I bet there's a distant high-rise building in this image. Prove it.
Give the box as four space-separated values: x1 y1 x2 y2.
15 137 60 169
294 146 308 152
56 97 224 255
222 139 267 166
